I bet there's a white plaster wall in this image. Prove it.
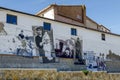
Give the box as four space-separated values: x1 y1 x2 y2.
52 21 120 57
0 10 6 23
0 9 120 58
42 8 54 19
0 9 44 35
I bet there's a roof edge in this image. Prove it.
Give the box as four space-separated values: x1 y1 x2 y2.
0 6 119 37
35 4 85 16
35 4 56 15
86 16 110 31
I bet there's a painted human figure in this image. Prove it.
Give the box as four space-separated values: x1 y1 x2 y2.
18 30 25 40
42 31 53 60
26 39 34 56
55 39 74 58
18 30 27 51
17 30 26 55
55 39 64 56
75 38 82 60
35 27 45 56
66 39 74 58
0 22 7 35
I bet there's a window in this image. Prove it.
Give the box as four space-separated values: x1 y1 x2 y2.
7 14 17 25
71 28 77 36
43 22 51 31
101 33 105 41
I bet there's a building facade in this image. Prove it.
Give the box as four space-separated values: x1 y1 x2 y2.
36 4 110 32
0 6 120 70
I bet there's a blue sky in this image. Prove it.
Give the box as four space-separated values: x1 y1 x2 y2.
0 0 120 34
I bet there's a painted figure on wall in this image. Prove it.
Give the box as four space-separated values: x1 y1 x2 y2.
33 26 55 63
55 38 75 58
16 30 34 57
35 27 45 56
75 37 82 60
74 37 85 65
0 22 7 35
43 32 53 60
55 37 85 64
0 26 35 56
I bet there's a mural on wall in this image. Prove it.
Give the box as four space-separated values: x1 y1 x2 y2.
55 38 75 58
55 37 84 64
0 22 56 63
32 26 56 63
74 37 85 65
0 22 7 35
0 26 35 56
16 29 34 57
83 51 106 71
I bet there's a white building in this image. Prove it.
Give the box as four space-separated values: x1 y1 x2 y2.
0 5 120 63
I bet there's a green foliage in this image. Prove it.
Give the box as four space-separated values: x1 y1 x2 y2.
82 70 89 76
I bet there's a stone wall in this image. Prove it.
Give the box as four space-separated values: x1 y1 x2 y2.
0 69 120 80
105 61 120 73
0 69 57 80
0 55 86 71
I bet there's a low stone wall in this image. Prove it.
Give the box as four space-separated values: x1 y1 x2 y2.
0 69 57 80
2 55 120 73
0 69 120 80
105 61 120 73
58 71 120 80
0 55 86 71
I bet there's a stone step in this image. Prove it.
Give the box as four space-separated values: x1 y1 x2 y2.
105 61 120 72
0 54 86 71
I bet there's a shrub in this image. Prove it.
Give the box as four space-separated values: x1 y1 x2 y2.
82 70 89 76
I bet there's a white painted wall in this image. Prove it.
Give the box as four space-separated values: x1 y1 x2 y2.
41 8 55 19
0 8 120 58
51 20 120 57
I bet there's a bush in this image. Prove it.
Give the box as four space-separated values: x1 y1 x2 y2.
82 70 89 76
